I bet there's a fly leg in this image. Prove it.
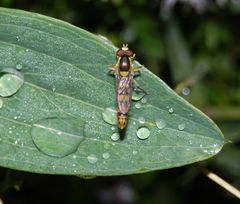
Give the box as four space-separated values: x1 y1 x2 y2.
133 65 144 77
107 64 117 75
133 79 147 95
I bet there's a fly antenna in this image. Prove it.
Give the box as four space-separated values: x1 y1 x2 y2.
122 44 129 51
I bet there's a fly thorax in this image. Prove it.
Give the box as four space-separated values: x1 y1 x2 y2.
119 56 130 77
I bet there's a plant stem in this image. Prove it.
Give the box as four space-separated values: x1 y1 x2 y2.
196 164 240 199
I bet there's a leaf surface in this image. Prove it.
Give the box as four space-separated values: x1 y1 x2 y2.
0 8 224 176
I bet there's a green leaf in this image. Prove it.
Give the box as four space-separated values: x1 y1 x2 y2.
0 8 224 176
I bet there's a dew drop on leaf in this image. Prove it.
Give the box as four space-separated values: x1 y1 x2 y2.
102 152 110 159
87 154 98 164
135 102 141 109
141 97 147 104
0 71 24 97
15 64 23 70
31 117 85 158
168 107 174 113
132 150 138 155
138 117 145 124
136 127 150 140
178 123 186 131
102 107 117 125
155 119 166 129
111 132 120 141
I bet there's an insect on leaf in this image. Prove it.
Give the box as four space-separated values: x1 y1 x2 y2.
0 8 224 176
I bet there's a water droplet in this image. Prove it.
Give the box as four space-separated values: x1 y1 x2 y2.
132 91 145 101
182 87 190 96
102 152 110 159
213 146 222 154
178 123 186 131
135 102 141 109
138 117 145 124
102 107 117 125
16 36 20 41
136 127 150 140
72 155 77 159
111 132 120 141
25 49 29 52
14 139 20 144
52 87 56 92
141 97 147 104
87 154 98 164
31 118 85 158
0 99 3 109
111 126 115 130
15 64 22 70
155 119 166 129
132 150 138 155
0 71 24 97
168 107 174 113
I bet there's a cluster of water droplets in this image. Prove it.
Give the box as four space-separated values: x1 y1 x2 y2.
101 90 190 142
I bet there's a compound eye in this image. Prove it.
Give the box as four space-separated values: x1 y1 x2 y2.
125 50 134 57
116 49 125 57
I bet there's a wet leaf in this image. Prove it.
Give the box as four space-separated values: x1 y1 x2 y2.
0 8 224 176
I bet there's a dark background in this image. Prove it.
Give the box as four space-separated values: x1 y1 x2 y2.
0 0 239 203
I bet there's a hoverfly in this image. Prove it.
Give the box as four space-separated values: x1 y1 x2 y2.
109 44 146 130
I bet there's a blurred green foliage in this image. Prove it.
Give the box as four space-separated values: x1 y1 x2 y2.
0 0 239 203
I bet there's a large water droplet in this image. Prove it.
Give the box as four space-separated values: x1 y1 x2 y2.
136 127 150 140
102 107 117 125
31 118 85 158
102 152 110 159
87 154 98 164
111 132 120 141
178 123 186 131
132 91 145 101
0 70 24 97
